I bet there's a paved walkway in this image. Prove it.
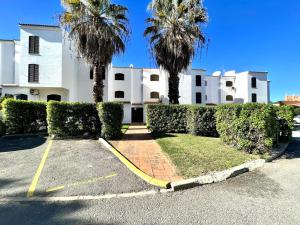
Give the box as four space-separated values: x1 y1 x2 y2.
110 125 182 182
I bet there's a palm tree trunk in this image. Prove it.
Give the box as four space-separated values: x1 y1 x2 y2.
168 73 180 104
93 64 104 103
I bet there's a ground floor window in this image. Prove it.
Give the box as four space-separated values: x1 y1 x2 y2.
252 93 257 103
150 92 160 99
47 94 61 102
196 92 202 104
115 91 125 99
226 95 233 101
16 94 28 100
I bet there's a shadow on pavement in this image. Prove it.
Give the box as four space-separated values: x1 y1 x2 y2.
0 135 47 152
283 137 300 159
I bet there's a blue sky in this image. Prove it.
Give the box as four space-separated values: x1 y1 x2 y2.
0 0 299 101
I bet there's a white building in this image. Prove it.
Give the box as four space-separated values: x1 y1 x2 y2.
0 24 270 123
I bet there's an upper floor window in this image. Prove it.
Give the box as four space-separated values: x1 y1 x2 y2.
226 81 233 87
28 64 39 83
196 75 202 86
226 95 234 101
115 91 124 98
196 92 202 104
150 92 160 99
251 77 257 88
252 93 257 103
115 73 125 80
29 36 40 54
90 66 106 80
150 74 159 81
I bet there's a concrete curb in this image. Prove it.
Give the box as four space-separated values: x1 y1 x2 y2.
98 138 171 189
266 142 290 162
170 159 266 191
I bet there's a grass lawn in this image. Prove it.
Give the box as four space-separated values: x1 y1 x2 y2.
154 133 259 178
121 124 129 134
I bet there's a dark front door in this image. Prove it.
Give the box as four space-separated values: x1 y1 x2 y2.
132 107 143 123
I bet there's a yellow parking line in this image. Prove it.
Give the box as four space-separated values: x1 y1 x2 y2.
27 140 53 198
46 173 118 193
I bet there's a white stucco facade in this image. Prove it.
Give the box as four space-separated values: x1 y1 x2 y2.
0 24 271 123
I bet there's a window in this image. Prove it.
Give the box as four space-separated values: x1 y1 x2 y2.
205 81 208 86
150 92 160 99
90 68 93 80
150 74 159 81
28 64 39 83
196 75 202 86
226 81 233 87
252 93 257 103
251 77 257 88
47 94 61 102
115 73 125 80
196 92 202 104
90 66 105 80
226 95 234 101
115 91 124 98
16 94 28 100
29 36 40 54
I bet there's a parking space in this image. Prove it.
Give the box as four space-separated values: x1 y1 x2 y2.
0 136 151 199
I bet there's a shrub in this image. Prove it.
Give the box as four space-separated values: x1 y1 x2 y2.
146 104 189 133
98 102 123 140
216 103 278 154
187 106 219 137
0 96 13 111
294 107 300 116
2 99 47 134
0 117 6 137
47 101 101 138
276 105 295 140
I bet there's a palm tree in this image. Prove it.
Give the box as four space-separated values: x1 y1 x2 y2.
144 0 208 104
61 0 130 103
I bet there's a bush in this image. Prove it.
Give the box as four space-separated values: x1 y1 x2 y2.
294 107 300 116
216 104 278 155
2 99 47 134
187 106 219 137
0 117 6 137
47 101 101 138
147 104 189 133
276 105 295 140
98 102 123 140
0 96 13 111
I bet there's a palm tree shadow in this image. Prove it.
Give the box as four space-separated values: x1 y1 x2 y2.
0 135 47 152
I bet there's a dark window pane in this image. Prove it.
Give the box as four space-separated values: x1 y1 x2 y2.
196 75 202 86
90 68 93 80
226 95 233 101
196 92 202 104
150 74 159 81
252 94 257 103
115 73 125 80
29 36 40 54
47 95 61 102
251 77 257 88
226 81 233 87
16 94 28 100
115 91 124 98
150 92 159 99
28 64 39 83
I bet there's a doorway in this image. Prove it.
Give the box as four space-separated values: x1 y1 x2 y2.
131 107 143 123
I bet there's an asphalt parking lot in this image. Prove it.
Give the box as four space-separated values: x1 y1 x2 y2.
0 136 150 199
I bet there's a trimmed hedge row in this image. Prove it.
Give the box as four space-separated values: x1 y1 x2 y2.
216 104 278 154
2 99 47 134
98 102 123 140
47 101 101 138
146 105 218 136
276 105 295 140
0 117 6 137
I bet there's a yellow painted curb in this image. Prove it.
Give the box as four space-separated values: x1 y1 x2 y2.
99 138 170 189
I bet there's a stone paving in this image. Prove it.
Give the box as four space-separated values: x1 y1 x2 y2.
110 125 182 182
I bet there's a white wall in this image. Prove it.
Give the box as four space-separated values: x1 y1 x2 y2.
0 41 15 85
19 26 63 88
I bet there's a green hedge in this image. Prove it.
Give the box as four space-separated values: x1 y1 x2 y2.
0 117 6 137
216 104 279 154
276 105 295 140
294 107 300 116
147 105 189 133
98 102 123 140
187 106 219 137
146 104 218 136
2 99 47 134
47 101 101 138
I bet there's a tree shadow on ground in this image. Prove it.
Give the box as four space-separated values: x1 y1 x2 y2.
0 135 47 152
0 178 119 225
282 137 300 159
